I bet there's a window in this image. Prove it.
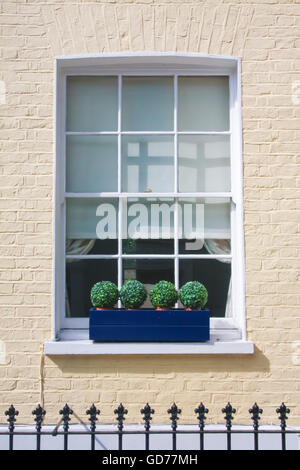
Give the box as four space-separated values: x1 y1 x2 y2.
53 54 245 345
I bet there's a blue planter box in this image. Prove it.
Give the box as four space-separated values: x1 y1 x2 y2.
89 308 210 342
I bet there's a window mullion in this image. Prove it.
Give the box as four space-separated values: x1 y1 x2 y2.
118 75 122 194
174 75 179 298
118 75 122 307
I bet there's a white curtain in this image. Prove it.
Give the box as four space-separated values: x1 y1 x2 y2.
204 239 231 318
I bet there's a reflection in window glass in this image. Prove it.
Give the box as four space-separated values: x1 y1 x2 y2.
122 135 174 193
178 135 231 193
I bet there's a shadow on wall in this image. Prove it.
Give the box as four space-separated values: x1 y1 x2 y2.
38 347 274 424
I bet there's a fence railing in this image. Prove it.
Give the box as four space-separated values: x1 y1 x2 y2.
0 402 298 451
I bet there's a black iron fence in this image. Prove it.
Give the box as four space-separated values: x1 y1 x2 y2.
0 402 298 451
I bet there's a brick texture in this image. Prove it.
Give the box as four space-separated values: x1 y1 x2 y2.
0 0 300 425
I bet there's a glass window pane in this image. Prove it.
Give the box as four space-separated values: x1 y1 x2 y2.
123 239 174 255
123 258 174 308
122 197 175 254
66 76 118 132
66 135 118 193
66 239 118 256
122 135 174 192
179 259 231 317
66 259 118 317
66 198 118 241
178 76 229 131
122 77 174 131
178 197 231 254
178 135 231 192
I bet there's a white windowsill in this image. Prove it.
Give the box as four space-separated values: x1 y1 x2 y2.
44 337 254 355
45 323 254 355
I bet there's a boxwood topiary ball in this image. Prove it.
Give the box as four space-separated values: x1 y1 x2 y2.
179 281 208 309
149 281 178 309
90 281 119 308
120 280 147 309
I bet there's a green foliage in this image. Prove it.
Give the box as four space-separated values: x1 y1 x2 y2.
120 280 147 309
123 239 136 254
179 281 208 309
90 281 119 308
149 281 178 309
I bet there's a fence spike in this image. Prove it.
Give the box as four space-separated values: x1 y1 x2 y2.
86 404 100 431
141 403 155 431
276 403 290 451
141 403 155 450
59 404 73 451
59 403 73 429
5 404 19 430
86 404 100 451
195 402 208 451
249 402 263 451
276 403 290 430
249 402 263 431
114 403 128 451
167 402 181 431
5 405 19 451
32 404 46 430
222 402 236 430
195 402 209 429
32 404 46 451
222 402 236 451
168 403 181 451
114 403 128 432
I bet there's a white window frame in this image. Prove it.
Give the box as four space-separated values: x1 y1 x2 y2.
49 53 251 354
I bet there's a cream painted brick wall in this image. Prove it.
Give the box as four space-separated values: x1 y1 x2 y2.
0 0 300 425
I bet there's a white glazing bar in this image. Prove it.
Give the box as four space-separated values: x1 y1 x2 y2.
122 131 175 135
174 75 179 296
118 197 123 306
65 131 231 136
118 75 122 193
66 254 232 260
118 75 122 306
177 131 231 135
174 75 178 194
65 192 122 198
66 255 120 259
64 192 232 198
65 131 118 135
